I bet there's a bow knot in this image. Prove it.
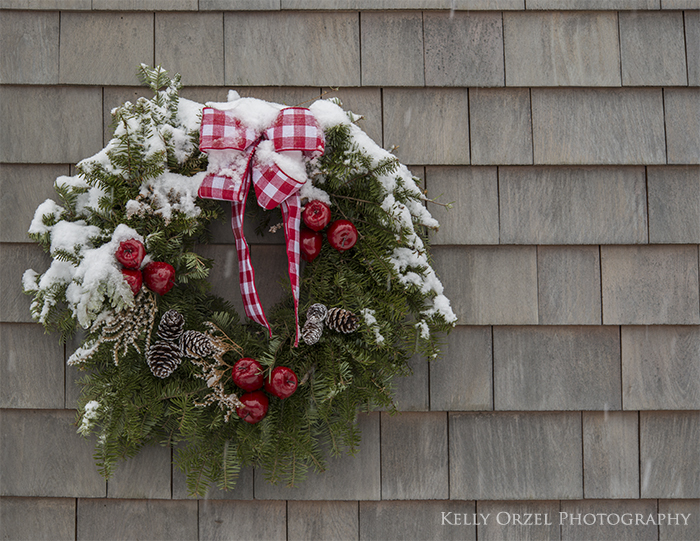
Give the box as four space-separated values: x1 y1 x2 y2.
198 105 325 346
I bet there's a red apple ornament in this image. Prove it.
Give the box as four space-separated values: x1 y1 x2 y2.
143 261 176 295
327 220 358 252
302 200 331 231
232 358 264 391
300 228 323 262
236 391 269 424
115 239 145 269
264 366 298 399
121 268 142 296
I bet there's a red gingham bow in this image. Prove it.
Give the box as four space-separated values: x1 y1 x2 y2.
198 106 325 346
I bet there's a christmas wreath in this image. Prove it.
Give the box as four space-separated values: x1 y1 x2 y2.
23 65 456 495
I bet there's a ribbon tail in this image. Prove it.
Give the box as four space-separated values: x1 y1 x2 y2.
231 176 272 338
281 194 301 347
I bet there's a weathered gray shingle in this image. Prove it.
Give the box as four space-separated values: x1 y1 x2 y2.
499 166 648 244
0 244 52 323
449 412 583 500
622 326 700 410
383 88 470 165
0 324 64 409
94 0 197 8
583 411 639 499
0 497 76 541
528 0 659 7
199 500 286 540
665 89 700 165
537 246 602 325
469 89 533 165
432 246 538 325
430 325 493 411
601 245 700 325
202 0 278 8
427 166 499 245
224 12 360 87
288 501 358 541
0 11 58 84
155 13 224 86
0 86 102 163
641 411 700 498
59 12 154 85
107 445 172 499
0 0 91 8
0 409 106 497
619 11 688 86
560 499 658 540
0 164 69 243
504 11 621 86
391 354 430 412
477 500 561 540
360 500 477 541
78 499 198 540
381 412 449 500
531 89 666 165
686 11 700 86
648 166 700 244
361 12 424 86
658 499 700 540
423 11 505 87
493 326 621 411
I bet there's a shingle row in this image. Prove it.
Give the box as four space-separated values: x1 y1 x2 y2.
5 241 700 326
434 245 700 325
1 86 698 165
3 0 699 11
428 166 700 245
3 496 700 541
2 11 698 87
3 319 699 413
2 409 698 501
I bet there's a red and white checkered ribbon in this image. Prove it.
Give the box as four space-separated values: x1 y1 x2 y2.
198 106 325 346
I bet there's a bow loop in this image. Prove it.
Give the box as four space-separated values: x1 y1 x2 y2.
265 107 325 155
199 107 260 151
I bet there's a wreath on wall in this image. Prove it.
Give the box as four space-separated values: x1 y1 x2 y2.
23 65 456 495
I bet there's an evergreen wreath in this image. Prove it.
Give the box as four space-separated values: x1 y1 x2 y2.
23 65 456 495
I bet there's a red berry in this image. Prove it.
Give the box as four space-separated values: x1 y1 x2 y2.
264 366 298 399
232 358 264 392
115 239 145 270
121 268 142 296
327 220 358 252
143 261 176 295
300 228 323 262
302 200 331 231
236 391 269 424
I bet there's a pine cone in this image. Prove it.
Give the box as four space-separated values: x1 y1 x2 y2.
306 303 328 323
181 330 214 358
147 340 182 378
302 319 324 345
326 307 359 334
157 310 185 342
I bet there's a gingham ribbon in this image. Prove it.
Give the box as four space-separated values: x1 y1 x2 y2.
198 106 325 346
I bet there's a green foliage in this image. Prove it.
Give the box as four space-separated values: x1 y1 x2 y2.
24 66 455 496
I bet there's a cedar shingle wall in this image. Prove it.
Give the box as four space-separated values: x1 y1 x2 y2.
1 2 699 540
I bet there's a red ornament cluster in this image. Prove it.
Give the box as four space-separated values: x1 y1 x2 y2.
232 358 299 424
115 239 176 296
300 201 358 262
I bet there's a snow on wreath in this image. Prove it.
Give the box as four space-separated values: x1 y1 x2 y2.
23 65 456 495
